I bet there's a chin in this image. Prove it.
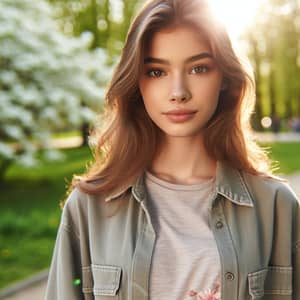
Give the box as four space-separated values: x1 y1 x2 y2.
163 129 204 138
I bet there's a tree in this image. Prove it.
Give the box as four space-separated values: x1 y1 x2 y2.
0 0 112 179
246 32 264 131
245 0 300 125
48 0 144 144
50 0 144 57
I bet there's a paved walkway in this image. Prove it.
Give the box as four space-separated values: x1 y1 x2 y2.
1 281 47 300
254 131 300 143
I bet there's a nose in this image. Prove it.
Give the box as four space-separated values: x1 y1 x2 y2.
169 76 192 103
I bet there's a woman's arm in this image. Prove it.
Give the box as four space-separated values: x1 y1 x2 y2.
45 191 83 300
293 197 300 299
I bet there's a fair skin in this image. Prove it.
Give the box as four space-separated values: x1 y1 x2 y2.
139 25 223 184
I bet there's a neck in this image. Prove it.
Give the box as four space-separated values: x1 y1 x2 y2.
149 135 216 184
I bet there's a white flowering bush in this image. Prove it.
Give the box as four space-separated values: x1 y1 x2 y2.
0 0 113 177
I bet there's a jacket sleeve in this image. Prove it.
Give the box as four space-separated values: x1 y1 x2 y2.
293 194 300 299
45 192 83 299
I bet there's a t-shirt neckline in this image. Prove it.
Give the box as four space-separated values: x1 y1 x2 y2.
145 171 216 191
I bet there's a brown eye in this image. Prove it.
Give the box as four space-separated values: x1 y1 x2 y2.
147 69 165 77
191 65 209 74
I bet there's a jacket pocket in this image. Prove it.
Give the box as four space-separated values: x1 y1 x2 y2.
248 266 292 299
82 264 122 299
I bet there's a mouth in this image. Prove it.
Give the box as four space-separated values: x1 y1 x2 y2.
162 109 198 123
163 109 198 115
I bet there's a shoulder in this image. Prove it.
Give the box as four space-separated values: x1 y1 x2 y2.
63 187 90 215
59 187 90 233
61 183 129 230
60 183 110 230
242 171 299 208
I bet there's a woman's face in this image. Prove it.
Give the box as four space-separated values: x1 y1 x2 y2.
139 25 223 139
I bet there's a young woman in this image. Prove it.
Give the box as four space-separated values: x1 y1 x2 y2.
45 0 300 299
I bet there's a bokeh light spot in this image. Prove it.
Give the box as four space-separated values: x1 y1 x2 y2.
261 116 272 129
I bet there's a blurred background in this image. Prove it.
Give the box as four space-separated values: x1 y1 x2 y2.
0 0 300 297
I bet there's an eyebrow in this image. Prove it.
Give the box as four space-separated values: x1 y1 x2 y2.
144 52 213 65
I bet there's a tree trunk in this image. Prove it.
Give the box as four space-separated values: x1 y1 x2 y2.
252 37 263 131
0 158 13 183
80 123 90 147
91 0 99 48
269 67 276 118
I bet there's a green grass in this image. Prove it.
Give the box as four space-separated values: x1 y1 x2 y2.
0 146 93 289
261 142 300 174
51 130 81 139
0 141 300 290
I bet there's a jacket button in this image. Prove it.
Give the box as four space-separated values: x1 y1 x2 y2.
215 221 223 229
225 272 235 281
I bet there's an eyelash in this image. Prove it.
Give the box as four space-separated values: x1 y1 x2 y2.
146 69 166 78
146 65 210 78
191 65 210 74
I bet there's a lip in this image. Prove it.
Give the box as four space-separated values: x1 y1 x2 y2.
163 109 197 123
164 109 198 115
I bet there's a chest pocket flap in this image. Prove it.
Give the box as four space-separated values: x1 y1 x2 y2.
248 266 292 299
82 264 122 296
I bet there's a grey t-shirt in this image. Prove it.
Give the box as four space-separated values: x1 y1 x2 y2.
145 171 221 300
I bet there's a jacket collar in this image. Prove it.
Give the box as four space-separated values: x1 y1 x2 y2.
105 161 254 207
215 162 254 207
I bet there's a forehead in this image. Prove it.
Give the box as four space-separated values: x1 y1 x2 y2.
145 25 211 57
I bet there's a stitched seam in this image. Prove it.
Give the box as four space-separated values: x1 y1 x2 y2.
238 171 253 205
132 213 146 300
92 265 120 292
265 290 292 295
267 266 293 272
92 265 120 272
207 196 224 296
248 269 267 278
220 202 239 298
94 286 116 290
82 287 93 293
248 267 293 296
216 198 238 299
61 223 80 241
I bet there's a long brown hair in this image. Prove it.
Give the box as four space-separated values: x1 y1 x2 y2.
71 0 271 198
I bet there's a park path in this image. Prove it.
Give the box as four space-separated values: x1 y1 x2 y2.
1 133 299 300
1 281 47 300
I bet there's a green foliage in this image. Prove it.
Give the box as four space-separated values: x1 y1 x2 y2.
0 235 55 289
245 0 300 120
50 0 144 57
0 146 92 289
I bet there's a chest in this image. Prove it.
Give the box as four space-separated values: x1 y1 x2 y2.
80 195 293 300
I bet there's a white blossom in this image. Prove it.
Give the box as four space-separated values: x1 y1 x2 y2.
0 0 114 169
0 142 15 159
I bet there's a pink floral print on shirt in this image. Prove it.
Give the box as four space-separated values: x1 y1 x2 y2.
185 280 221 300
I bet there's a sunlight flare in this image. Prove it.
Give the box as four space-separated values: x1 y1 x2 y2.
209 0 265 40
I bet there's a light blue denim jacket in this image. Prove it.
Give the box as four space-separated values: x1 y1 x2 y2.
45 162 300 299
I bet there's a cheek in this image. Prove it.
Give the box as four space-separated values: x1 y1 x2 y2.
139 80 165 107
191 76 222 101
139 83 156 119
